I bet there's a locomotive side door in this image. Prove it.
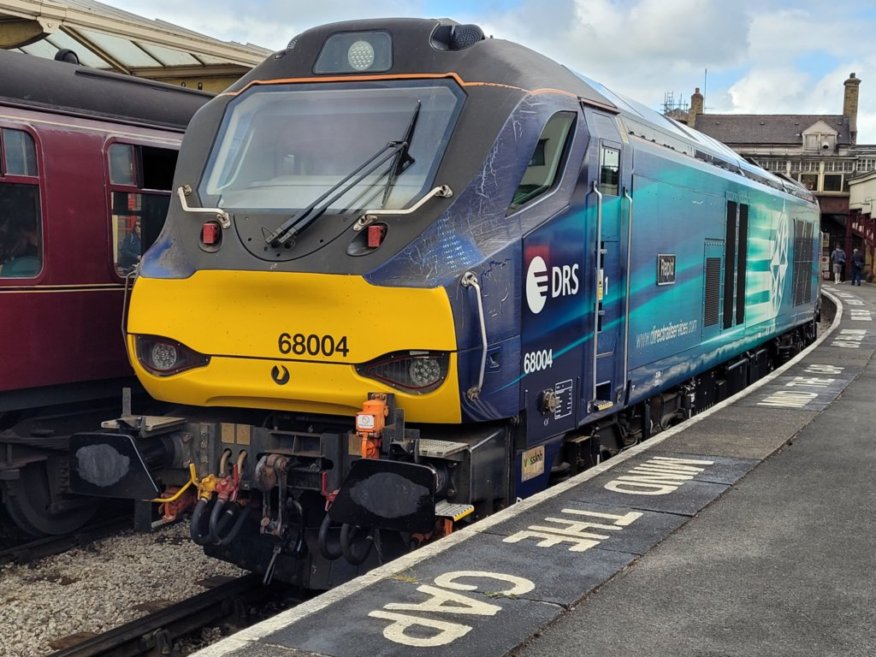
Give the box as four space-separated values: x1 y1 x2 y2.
585 109 631 413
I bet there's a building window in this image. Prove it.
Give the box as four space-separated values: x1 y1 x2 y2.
823 174 843 192
824 160 853 173
800 173 818 191
0 129 41 278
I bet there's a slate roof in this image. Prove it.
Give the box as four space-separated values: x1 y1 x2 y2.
693 113 852 147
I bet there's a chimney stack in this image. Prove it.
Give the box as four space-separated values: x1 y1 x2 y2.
844 72 861 145
688 87 704 128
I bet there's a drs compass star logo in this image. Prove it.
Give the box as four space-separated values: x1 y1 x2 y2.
526 256 550 314
769 216 789 318
525 255 580 315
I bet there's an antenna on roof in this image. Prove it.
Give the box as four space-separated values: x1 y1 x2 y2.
662 91 689 116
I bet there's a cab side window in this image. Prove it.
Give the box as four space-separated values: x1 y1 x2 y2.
109 143 178 275
598 146 620 196
509 111 576 212
0 129 42 279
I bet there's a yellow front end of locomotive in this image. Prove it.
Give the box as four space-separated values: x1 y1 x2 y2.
126 270 461 423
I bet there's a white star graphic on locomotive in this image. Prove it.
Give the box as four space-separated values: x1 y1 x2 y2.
769 215 789 318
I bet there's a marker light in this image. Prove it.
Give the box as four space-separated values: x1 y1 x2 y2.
367 224 386 248
201 221 221 246
136 335 210 377
356 351 449 394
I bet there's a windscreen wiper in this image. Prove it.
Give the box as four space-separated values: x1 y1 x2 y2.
381 100 420 207
266 101 422 248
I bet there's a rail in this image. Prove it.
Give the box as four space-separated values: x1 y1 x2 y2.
45 574 291 657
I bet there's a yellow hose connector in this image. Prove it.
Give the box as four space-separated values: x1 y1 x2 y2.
151 463 199 503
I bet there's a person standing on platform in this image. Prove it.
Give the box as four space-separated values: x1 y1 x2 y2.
831 244 846 284
851 248 865 286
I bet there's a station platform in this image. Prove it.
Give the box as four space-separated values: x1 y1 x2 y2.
195 283 874 657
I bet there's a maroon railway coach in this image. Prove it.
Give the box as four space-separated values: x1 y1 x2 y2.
0 50 209 535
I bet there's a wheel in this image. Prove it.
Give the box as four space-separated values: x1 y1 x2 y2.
2 461 98 536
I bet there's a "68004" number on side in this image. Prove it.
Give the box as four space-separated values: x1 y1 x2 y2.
523 349 553 374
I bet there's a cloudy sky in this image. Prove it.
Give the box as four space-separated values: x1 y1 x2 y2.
102 0 876 143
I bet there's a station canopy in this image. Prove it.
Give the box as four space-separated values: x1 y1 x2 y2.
0 0 272 92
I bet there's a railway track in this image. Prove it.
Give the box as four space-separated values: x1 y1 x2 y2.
45 573 297 657
0 516 133 566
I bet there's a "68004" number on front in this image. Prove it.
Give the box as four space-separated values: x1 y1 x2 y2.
278 332 349 358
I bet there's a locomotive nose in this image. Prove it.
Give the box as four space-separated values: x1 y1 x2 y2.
126 269 462 422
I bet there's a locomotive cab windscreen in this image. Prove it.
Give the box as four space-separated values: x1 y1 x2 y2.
199 80 464 255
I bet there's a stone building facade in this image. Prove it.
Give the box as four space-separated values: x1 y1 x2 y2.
677 74 875 279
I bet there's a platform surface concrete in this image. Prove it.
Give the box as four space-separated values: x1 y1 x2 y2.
194 282 874 657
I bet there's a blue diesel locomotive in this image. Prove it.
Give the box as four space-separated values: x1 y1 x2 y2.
72 18 820 588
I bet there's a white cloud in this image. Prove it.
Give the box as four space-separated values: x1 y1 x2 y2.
747 7 872 63
727 68 813 113
104 0 425 50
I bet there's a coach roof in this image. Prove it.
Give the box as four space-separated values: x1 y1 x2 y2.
0 49 210 130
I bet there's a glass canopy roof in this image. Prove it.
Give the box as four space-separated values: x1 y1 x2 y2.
0 0 271 91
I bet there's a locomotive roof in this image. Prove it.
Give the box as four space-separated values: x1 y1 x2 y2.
579 73 816 202
0 49 211 131
229 17 816 205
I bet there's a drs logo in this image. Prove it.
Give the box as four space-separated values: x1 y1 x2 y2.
525 255 579 314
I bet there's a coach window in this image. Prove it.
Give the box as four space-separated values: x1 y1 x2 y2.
509 112 576 211
598 146 620 196
0 129 42 278
109 143 178 275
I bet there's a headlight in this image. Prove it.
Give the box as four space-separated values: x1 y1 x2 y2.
313 31 392 74
135 335 210 377
356 350 449 394
347 40 375 71
409 357 442 388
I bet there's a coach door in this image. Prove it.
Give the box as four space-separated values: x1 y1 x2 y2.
585 110 631 414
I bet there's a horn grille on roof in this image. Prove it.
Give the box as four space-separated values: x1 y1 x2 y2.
431 24 485 51
450 24 484 49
